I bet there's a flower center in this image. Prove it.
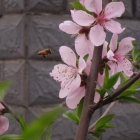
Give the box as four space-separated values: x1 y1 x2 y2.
96 11 106 26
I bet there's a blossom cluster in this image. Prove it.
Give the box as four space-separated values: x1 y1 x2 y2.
50 0 135 109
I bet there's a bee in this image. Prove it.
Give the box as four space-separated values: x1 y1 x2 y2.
38 48 52 60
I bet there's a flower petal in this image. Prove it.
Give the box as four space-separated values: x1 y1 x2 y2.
59 21 82 34
85 0 102 14
66 87 85 109
0 104 4 109
50 64 68 81
110 33 118 51
75 34 94 56
0 116 9 135
78 56 86 74
94 92 100 103
80 0 85 5
105 2 125 19
117 37 135 55
72 10 95 26
89 25 106 46
59 46 76 67
107 50 117 61
108 61 122 75
105 20 125 34
119 58 133 77
59 74 81 98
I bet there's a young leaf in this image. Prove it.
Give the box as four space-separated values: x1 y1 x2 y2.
118 89 140 97
63 110 79 124
116 96 140 104
92 131 101 138
94 114 115 130
103 65 109 88
132 49 140 63
0 135 21 140
103 123 114 128
95 81 102 90
0 81 11 99
132 41 138 47
20 114 28 133
76 98 84 119
70 1 86 11
130 80 140 89
106 72 120 90
21 106 63 140
46 129 52 140
83 54 89 62
120 73 129 85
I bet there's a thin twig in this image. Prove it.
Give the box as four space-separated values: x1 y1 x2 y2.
1 101 20 123
91 72 140 111
88 101 116 132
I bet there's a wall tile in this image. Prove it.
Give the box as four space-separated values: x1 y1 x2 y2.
4 0 24 13
0 60 26 106
28 0 64 13
28 15 74 60
28 60 63 106
135 0 140 18
0 15 24 59
101 102 140 140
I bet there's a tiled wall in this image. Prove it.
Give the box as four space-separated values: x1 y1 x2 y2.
0 0 140 140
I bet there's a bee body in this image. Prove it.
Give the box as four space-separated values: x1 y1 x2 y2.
38 48 52 60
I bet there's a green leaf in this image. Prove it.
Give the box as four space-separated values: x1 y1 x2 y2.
0 135 21 140
70 1 91 14
132 41 138 47
19 114 28 133
106 73 120 90
95 81 102 90
120 73 129 85
76 98 84 119
46 129 52 140
83 54 89 62
132 49 140 63
116 96 140 104
92 131 101 138
0 81 11 99
102 123 114 129
103 65 109 88
94 114 115 129
118 89 140 97
70 1 85 11
63 110 79 124
21 106 63 140
130 80 140 89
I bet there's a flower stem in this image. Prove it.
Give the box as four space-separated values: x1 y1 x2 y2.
74 45 103 140
1 101 20 123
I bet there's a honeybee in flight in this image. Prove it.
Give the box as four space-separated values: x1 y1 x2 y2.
38 48 52 60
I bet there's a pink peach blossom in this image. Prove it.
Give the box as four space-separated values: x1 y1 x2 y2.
107 33 134 77
50 46 86 109
0 104 9 135
72 0 125 46
80 0 85 5
59 20 94 57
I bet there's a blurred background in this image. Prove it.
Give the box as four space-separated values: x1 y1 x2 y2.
0 0 140 140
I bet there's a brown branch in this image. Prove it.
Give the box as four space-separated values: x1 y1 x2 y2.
1 101 20 123
75 45 103 140
91 72 140 111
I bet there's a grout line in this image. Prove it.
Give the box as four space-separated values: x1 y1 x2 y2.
132 0 136 17
24 0 29 108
